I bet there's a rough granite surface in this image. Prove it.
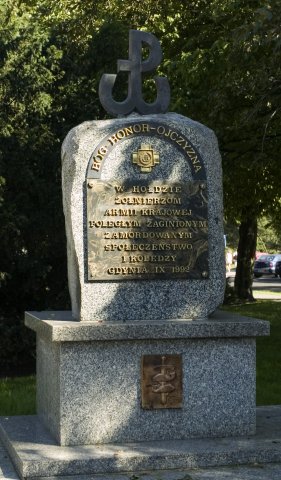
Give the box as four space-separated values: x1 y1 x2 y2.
36 337 60 441
28 465 281 480
61 113 225 321
35 331 256 445
2 438 281 480
1 406 281 479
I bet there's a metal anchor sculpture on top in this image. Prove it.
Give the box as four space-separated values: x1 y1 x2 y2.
99 29 170 117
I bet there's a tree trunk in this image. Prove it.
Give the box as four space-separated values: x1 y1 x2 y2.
234 214 257 301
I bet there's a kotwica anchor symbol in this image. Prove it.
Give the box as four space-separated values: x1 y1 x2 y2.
99 29 170 117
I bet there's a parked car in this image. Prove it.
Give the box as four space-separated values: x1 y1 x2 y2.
253 254 281 278
255 251 269 259
275 260 281 278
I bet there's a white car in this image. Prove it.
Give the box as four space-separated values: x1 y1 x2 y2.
254 254 281 278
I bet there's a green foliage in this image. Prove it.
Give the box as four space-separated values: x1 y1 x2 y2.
257 216 281 253
170 1 281 223
0 1 69 370
0 0 280 367
225 214 281 254
0 321 35 374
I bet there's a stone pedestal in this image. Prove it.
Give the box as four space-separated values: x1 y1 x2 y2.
25 310 268 446
0 310 271 479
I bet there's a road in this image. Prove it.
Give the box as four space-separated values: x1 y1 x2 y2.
227 272 281 299
253 276 281 289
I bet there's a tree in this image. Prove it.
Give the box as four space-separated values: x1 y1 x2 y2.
0 0 67 371
161 1 281 300
256 215 281 253
0 0 135 371
1 0 281 371
81 0 281 299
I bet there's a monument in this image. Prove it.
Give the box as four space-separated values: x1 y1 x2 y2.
0 29 273 479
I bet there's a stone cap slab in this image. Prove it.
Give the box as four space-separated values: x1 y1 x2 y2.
25 310 270 343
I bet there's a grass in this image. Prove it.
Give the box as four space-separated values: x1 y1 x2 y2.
222 300 281 406
0 376 36 415
0 300 280 414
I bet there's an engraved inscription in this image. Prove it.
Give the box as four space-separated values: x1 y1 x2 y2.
87 180 208 281
142 355 182 409
87 122 204 178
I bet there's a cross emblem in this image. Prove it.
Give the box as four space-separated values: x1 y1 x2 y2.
132 144 160 173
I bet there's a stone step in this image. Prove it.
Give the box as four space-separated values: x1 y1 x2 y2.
1 406 281 479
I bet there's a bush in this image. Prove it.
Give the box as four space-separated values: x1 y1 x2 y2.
0 317 36 375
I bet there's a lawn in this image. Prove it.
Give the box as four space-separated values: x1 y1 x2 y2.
0 376 36 415
222 300 281 406
0 300 280 414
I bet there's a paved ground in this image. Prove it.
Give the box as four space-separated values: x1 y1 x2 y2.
227 271 281 300
253 292 281 300
0 444 18 479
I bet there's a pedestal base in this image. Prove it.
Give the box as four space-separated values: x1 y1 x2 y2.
1 407 281 480
24 311 269 446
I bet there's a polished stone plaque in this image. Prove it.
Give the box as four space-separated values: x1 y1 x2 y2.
87 179 208 281
141 355 182 409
